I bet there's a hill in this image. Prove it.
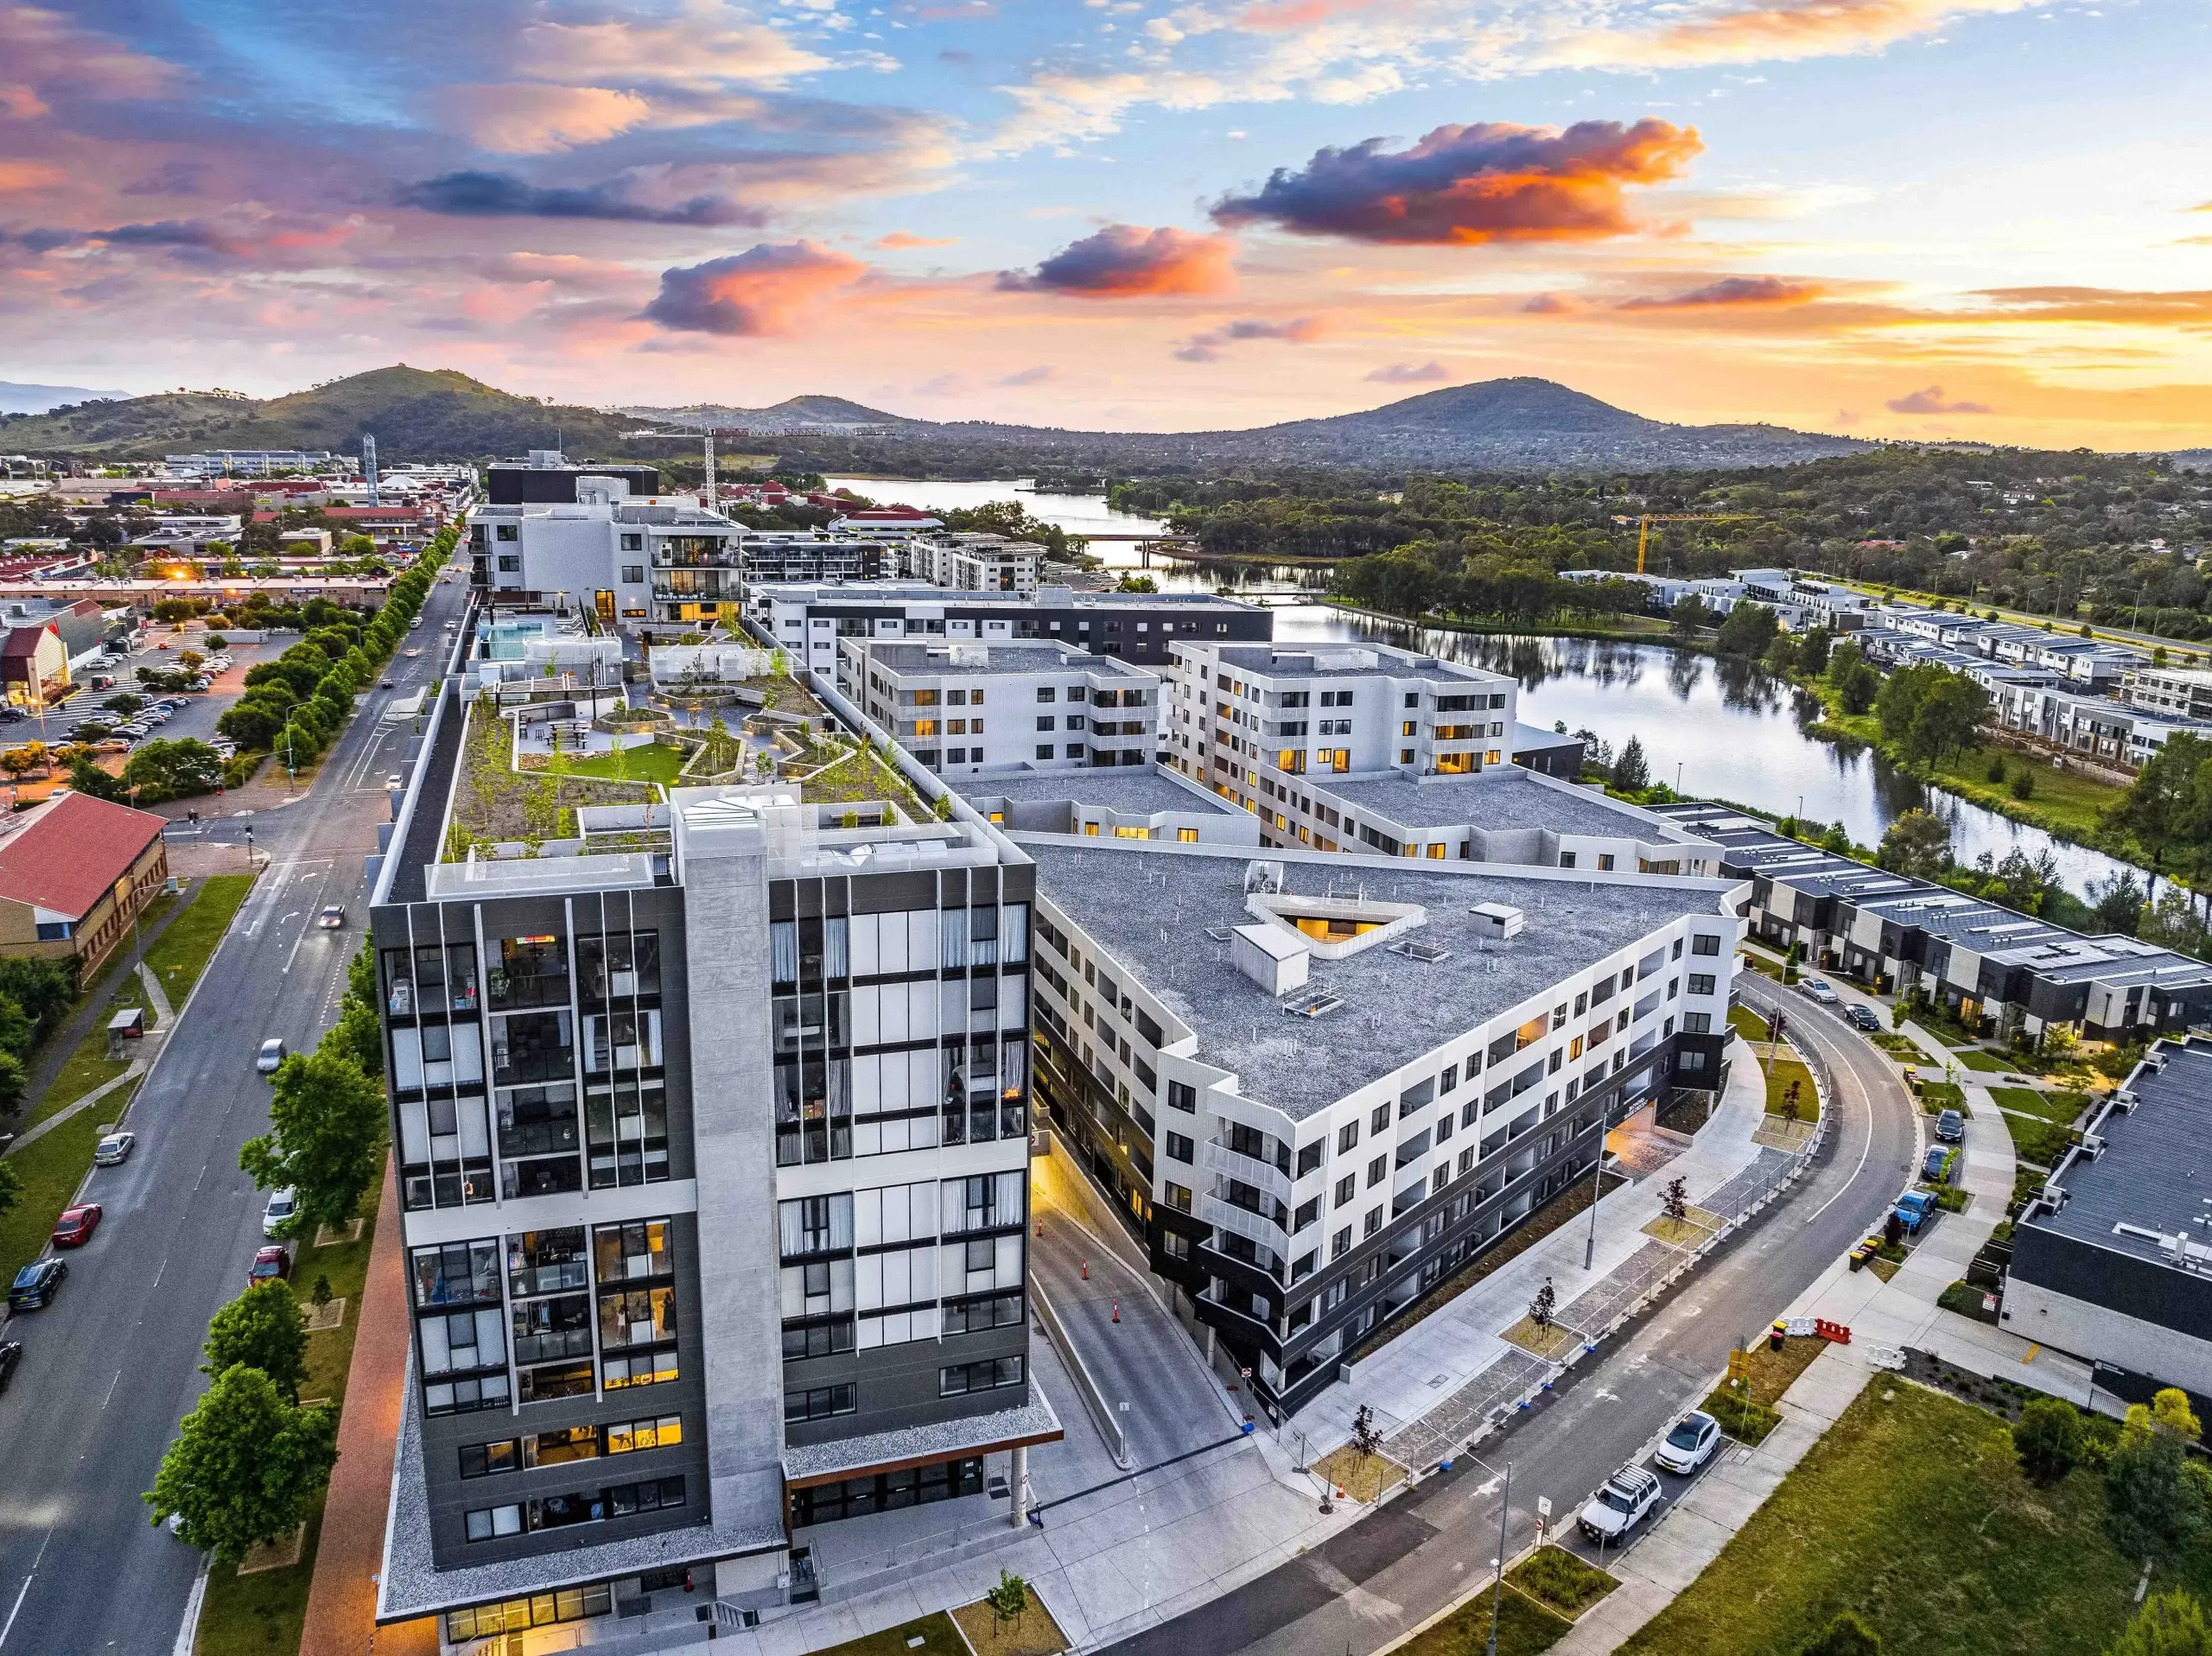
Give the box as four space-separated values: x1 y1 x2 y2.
0 366 678 464
621 396 918 435
0 380 131 416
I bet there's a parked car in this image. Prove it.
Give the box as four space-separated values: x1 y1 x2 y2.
1844 1005 1883 1032
262 1188 297 1237
50 1203 102 1247
1923 1145 1953 1183
9 1257 67 1310
92 1131 135 1165
1936 1108 1965 1144
1579 1464 1662 1543
316 904 345 929
256 1037 286 1074
1894 1190 1939 1234
0 1340 20 1394
1655 1411 1722 1475
1796 978 1840 1006
247 1244 290 1288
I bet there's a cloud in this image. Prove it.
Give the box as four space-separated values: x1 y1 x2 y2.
1589 0 2050 70
1618 275 1824 309
1365 360 1450 383
1967 286 2212 326
0 159 63 194
1210 118 1701 244
1886 385 1992 414
877 231 957 248
640 241 867 335
998 365 1058 384
512 18 832 92
2 219 238 254
397 171 760 226
1174 315 1323 360
1522 292 1574 314
429 85 654 154
999 224 1236 298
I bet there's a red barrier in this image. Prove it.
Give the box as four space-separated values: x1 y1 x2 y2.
1815 1318 1852 1344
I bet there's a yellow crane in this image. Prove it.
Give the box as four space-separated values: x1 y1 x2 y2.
1615 513 1756 576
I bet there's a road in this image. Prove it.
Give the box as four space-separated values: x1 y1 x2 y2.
0 569 472 1656
1102 980 1920 1656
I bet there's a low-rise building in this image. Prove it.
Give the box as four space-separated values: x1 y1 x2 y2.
842 639 1158 776
471 477 738 625
2126 665 2212 721
0 623 68 710
0 793 168 974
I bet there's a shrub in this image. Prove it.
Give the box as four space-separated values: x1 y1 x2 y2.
1802 1612 1881 1655
2013 1396 2084 1482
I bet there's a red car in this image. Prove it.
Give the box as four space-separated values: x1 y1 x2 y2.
50 1204 102 1247
248 1245 290 1288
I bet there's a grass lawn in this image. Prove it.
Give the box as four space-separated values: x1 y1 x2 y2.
142 875 257 1007
1921 746 2124 841
562 741 689 786
1700 1336 1829 1445
1986 1087 2086 1126
810 1611 969 1656
1401 1583 1573 1656
1728 1004 1769 1042
1621 1380 2212 1656
194 1174 383 1656
2004 1114 2075 1170
1508 1547 1618 1620
1762 1053 1816 1120
1953 1048 2018 1074
0 1109 105 1283
952 1591 1070 1656
1917 1082 1966 1113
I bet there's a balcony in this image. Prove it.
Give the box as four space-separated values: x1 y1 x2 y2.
1200 1191 1288 1256
1200 1139 1293 1206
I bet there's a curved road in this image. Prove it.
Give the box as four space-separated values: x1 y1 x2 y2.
1103 980 1920 1656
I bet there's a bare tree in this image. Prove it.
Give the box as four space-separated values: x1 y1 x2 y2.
1530 1277 1557 1331
1663 1177 1690 1226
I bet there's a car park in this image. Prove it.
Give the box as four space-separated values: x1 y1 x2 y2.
1844 1004 1883 1032
1796 977 1840 1006
263 1188 297 1236
248 1245 291 1287
92 1131 135 1165
1579 1464 1662 1543
9 1257 67 1310
0 1340 20 1393
256 1037 286 1074
50 1203 102 1247
1936 1108 1965 1143
1655 1410 1722 1474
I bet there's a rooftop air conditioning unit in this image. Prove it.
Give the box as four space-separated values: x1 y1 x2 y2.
1470 902 1524 942
2114 1089 2140 1110
2082 1134 2107 1158
2039 1183 2067 1209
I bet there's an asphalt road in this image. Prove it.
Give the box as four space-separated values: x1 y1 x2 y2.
1103 980 1921 1656
0 568 472 1656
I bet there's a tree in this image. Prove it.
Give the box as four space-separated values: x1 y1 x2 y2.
1877 663 1988 765
0 1158 21 1221
1801 1611 1882 1655
1878 810 1951 879
1351 1402 1382 1462
1827 641 1881 716
1716 601 1779 658
1611 735 1651 793
1662 1177 1689 1225
215 701 285 751
985 1570 1031 1634
1796 625 1834 676
68 754 129 803
2107 1387 2207 1558
202 1281 309 1401
2013 1396 2085 1483
1669 593 1714 635
1529 1277 1557 1330
320 942 384 1078
0 1050 26 1113
122 738 225 803
2106 733 2212 898
0 957 73 1031
2139 889 2209 958
238 1050 385 1236
2107 1591 2212 1656
144 1363 337 1564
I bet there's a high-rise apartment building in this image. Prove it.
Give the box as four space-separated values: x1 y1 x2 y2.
842 638 1160 777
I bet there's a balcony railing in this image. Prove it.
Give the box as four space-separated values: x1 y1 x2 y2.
1199 1191 1288 1255
1200 1139 1294 1206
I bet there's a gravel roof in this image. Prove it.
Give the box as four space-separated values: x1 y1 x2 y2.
864 640 1153 679
783 1392 1063 1484
957 767 1236 817
1212 644 1502 688
1018 838 1737 1120
1319 769 1669 838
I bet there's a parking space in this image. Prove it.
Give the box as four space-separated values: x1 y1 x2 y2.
3 629 292 778
1550 1408 1738 1570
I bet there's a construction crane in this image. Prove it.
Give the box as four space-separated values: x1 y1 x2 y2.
1614 512 1753 576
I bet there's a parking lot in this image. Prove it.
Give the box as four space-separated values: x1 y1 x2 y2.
1552 1405 1738 1570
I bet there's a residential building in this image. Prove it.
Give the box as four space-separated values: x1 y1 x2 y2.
2005 1038 2212 1397
1014 829 1743 1417
162 449 339 476
486 453 662 506
958 766 1258 847
748 583 1272 675
842 639 1159 777
0 793 168 974
471 477 738 625
830 508 944 539
372 694 1056 1641
733 532 887 588
2126 665 2212 721
899 535 1046 595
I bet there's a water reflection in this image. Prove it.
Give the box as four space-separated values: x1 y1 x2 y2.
1272 606 2145 893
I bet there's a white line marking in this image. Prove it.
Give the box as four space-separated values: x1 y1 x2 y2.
0 1527 54 1649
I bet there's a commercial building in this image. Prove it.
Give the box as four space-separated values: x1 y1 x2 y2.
162 449 338 476
470 477 738 625
0 793 169 974
1013 828 1743 1417
749 583 1272 675
0 624 68 710
842 639 1159 776
2005 1038 2212 1398
372 692 1057 1640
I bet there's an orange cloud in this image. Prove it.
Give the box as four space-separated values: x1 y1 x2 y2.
1235 0 1380 31
1573 0 2044 68
0 158 62 193
1618 275 1825 309
1967 286 2212 327
641 242 867 336
429 85 654 154
1211 119 1701 245
878 231 957 249
998 224 1236 298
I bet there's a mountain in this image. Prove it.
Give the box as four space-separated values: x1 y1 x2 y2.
620 396 919 435
0 380 132 416
0 366 682 463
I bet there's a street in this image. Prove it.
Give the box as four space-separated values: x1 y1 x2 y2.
0 568 472 1656
1100 978 1919 1656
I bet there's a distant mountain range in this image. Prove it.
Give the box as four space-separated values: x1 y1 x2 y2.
0 379 132 417
5 365 1872 471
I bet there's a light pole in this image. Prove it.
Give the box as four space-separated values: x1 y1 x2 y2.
1584 1102 1606 1270
1484 1460 1513 1656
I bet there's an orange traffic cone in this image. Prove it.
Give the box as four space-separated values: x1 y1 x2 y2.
1112 1299 1120 1323
1081 1259 1089 1279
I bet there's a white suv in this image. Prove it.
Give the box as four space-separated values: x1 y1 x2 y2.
1579 1464 1662 1543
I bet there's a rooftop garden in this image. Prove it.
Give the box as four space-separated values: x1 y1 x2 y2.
442 695 658 858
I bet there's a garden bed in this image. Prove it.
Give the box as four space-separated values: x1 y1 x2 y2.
443 698 658 853
1506 1547 1619 1621
1313 1443 1409 1502
1401 1583 1573 1656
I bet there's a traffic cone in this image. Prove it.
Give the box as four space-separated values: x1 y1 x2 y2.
1081 1259 1089 1279
1112 1298 1120 1323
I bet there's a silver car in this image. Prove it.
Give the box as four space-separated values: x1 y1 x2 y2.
93 1131 136 1166
256 1037 286 1074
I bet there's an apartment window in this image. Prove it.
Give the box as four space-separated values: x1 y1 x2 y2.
1164 1182 1192 1212
1366 1155 1386 1188
1672 939 1685 960
1338 1120 1359 1154
497 555 520 573
460 1439 520 1478
1331 1226 1351 1260
1037 744 1054 759
1684 1012 1713 1035
1597 854 1615 872
1363 1209 1382 1239
621 564 644 584
1167 1081 1198 1114
1440 1063 1458 1094
1296 1140 1324 1176
1294 1196 1320 1230
1692 934 1721 955
1402 721 1417 737
940 1356 1024 1397
1687 974 1716 996
1165 1131 1194 1163
1038 686 1057 702
1334 1173 1356 1206
1370 1104 1389 1133
785 1384 857 1424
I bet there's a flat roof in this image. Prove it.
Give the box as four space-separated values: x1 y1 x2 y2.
2031 1041 2212 1269
1319 768 1671 840
1209 644 1504 688
750 581 1262 612
1020 838 1734 1120
861 640 1153 679
960 766 1236 817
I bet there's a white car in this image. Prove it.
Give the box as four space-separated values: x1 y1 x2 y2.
1655 1410 1721 1475
1796 977 1840 1006
93 1131 136 1166
1578 1464 1662 1544
262 1188 297 1237
256 1037 286 1074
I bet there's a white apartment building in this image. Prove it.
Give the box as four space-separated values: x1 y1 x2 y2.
897 535 1046 595
470 477 740 624
842 638 1159 777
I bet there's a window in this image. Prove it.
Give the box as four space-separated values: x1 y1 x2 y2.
940 1356 1024 1397
1038 686 1057 702
1296 1140 1324 1176
1334 1173 1356 1206
1165 1132 1194 1163
1167 1080 1198 1113
785 1384 857 1423
1164 1182 1192 1212
603 1349 679 1389
1684 1012 1713 1034
1691 934 1721 955
621 564 645 584
460 1439 519 1478
1440 1063 1458 1094
1294 1196 1320 1230
1363 1209 1382 1238
1370 1104 1389 1133
1366 1155 1386 1188
1672 939 1685 960
1338 1120 1359 1154
943 1291 1024 1334
1687 974 1716 997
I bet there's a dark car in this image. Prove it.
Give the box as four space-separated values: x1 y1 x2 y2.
9 1257 67 1310
1936 1108 1966 1144
49 1203 102 1247
248 1244 290 1288
1845 1005 1883 1032
0 1340 21 1393
1923 1144 1952 1183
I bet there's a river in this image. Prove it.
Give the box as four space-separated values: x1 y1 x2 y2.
823 478 2141 896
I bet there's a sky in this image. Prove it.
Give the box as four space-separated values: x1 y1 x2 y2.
2 0 2209 448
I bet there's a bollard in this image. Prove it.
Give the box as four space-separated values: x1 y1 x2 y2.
1081 1259 1089 1280
1112 1298 1120 1323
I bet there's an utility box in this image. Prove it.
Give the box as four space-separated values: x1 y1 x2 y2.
1470 902 1526 942
1232 923 1310 997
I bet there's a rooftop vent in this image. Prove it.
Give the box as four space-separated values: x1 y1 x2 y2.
1231 922 1310 997
2114 1089 2140 1111
1389 939 1453 965
1244 860 1287 895
1284 990 1344 1019
1470 902 1525 942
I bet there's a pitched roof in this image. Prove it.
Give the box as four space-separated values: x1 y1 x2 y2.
0 792 166 920
0 625 54 661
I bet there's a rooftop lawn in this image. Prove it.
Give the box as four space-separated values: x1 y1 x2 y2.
559 740 690 786
1622 1380 2212 1656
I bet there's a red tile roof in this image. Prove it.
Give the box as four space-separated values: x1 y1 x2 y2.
0 793 166 920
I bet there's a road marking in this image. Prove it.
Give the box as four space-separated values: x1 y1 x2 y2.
1794 1015 1878 1228
102 1368 123 1409
0 1527 54 1649
2024 1342 2041 1362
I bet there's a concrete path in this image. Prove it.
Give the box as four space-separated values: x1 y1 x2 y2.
0 1061 143 1157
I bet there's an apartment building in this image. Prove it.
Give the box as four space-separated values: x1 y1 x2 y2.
734 531 889 588
898 535 1046 595
1014 834 1743 1417
2126 665 2212 721
842 638 1159 777
470 477 738 625
486 453 662 506
372 702 1056 1642
749 582 1272 675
